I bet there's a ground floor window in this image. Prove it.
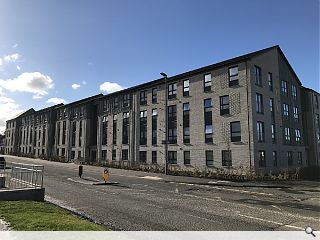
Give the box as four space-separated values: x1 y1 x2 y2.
139 151 147 163
297 152 302 165
273 151 277 167
206 150 213 166
287 151 293 166
122 149 128 160
152 151 157 164
222 150 232 166
102 150 107 161
112 149 116 161
184 151 190 165
71 151 75 160
168 151 177 164
258 150 266 167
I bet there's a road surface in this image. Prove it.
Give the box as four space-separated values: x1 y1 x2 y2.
3 155 320 231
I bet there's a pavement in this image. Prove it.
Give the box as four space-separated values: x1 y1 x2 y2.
1 155 320 231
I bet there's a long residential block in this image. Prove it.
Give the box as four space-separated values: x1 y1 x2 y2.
4 45 319 175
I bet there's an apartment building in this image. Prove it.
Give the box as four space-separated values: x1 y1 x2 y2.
4 45 319 174
301 87 320 166
54 94 103 162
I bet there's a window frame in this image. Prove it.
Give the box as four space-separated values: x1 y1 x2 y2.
228 66 239 86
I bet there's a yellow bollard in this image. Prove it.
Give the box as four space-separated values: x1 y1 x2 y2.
102 168 110 183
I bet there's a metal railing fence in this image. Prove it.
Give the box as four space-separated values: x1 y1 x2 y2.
3 162 44 189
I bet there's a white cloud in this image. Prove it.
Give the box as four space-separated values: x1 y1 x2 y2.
0 97 24 134
71 83 81 90
0 58 2 66
0 96 14 103
46 97 66 105
82 81 87 85
99 81 124 94
3 53 20 63
0 72 54 98
16 65 21 71
12 43 18 49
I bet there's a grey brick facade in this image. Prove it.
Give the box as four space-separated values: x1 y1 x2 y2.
4 45 319 175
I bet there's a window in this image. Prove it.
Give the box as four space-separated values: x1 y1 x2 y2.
152 88 157 103
297 152 302 165
229 66 239 86
122 149 128 160
230 121 241 142
183 79 190 96
71 122 76 146
102 150 107 161
257 121 265 142
102 116 108 145
220 95 229 115
79 120 82 147
204 98 212 109
114 97 119 109
71 151 75 160
268 72 273 91
168 105 177 144
258 150 266 167
113 115 117 144
123 94 130 107
184 151 190 165
140 91 147 105
254 66 262 86
291 85 297 99
152 151 157 164
283 103 289 120
204 99 213 143
273 151 277 167
152 109 157 145
271 124 276 143
204 73 212 91
140 110 147 145
295 129 301 143
205 150 213 166
122 112 130 144
183 103 190 144
222 150 232 166
315 95 319 109
168 151 177 164
284 127 291 144
316 114 320 128
256 93 264 113
270 98 275 122
281 81 288 96
293 106 299 122
168 83 177 99
62 121 66 145
287 151 293 166
112 149 116 161
139 151 147 163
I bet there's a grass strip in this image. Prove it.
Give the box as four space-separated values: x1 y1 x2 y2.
0 200 108 231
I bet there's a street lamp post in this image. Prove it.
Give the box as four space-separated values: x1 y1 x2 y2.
160 72 168 175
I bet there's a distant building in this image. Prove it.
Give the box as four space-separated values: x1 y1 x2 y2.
0 134 5 154
4 45 319 175
301 87 320 166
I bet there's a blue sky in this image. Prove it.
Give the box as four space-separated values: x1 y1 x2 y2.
0 0 318 132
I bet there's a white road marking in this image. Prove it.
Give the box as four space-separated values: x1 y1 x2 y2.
67 178 92 185
237 213 304 230
139 176 163 180
271 205 282 211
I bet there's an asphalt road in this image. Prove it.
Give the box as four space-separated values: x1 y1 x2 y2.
2 155 320 231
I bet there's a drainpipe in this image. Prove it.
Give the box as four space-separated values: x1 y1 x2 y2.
245 60 253 178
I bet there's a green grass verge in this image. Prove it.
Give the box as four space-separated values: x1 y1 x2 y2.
0 201 108 231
